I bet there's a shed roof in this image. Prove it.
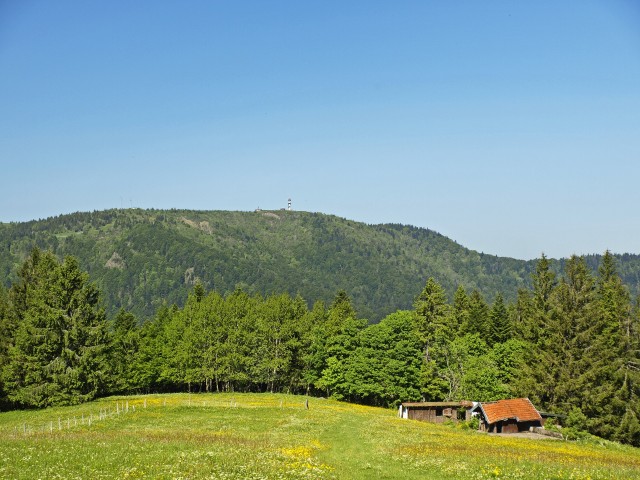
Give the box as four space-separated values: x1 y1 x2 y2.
473 398 541 424
402 401 474 408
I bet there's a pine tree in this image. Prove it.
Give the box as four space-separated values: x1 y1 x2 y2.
488 292 511 346
413 278 452 400
548 256 596 412
0 285 10 405
109 309 140 394
581 252 634 440
326 290 357 330
512 255 558 406
512 288 534 341
413 278 451 362
463 290 490 340
615 294 640 445
2 249 110 407
531 253 556 344
452 285 470 336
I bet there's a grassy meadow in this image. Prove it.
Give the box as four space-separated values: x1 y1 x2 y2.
0 393 639 479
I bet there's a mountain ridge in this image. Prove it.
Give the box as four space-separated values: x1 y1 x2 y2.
1 208 639 321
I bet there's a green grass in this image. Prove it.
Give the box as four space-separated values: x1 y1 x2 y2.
0 393 639 479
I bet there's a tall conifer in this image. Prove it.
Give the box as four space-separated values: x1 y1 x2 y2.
582 252 634 439
489 292 511 346
452 285 470 336
464 290 490 340
2 249 110 407
549 256 596 411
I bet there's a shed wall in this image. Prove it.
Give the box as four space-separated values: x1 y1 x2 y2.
406 407 467 424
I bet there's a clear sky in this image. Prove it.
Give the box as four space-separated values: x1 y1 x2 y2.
1 1 639 260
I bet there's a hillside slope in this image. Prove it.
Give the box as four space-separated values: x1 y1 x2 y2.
1 208 639 320
1 392 639 479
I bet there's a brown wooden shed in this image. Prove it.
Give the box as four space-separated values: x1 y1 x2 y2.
399 401 474 424
471 398 542 433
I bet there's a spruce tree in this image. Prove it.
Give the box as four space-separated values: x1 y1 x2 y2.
452 285 470 337
0 285 10 405
109 309 140 394
531 253 556 344
489 292 511 346
512 288 534 341
582 252 635 440
513 255 558 406
413 278 451 362
549 256 596 412
615 294 640 445
464 290 490 340
413 278 451 400
2 249 110 407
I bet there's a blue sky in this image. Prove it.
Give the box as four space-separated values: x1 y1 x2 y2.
1 1 639 260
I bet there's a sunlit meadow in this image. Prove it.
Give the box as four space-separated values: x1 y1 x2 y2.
1 393 639 479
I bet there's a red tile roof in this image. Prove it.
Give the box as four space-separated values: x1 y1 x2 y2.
478 398 542 424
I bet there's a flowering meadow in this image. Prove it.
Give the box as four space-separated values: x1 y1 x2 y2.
0 393 639 479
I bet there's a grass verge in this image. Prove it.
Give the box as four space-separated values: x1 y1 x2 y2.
0 393 638 479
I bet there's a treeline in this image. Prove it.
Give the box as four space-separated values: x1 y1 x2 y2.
0 208 546 321
1 248 640 447
4 208 640 323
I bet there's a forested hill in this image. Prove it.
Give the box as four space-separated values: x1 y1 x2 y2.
1 208 639 321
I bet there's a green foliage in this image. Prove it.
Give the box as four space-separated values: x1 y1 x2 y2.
563 407 590 440
3 393 640 480
0 284 10 406
511 253 640 446
435 333 485 400
332 311 423 407
490 339 526 388
462 290 490 338
3 209 640 323
109 309 140 394
452 285 470 335
413 278 454 400
488 292 511 346
1 222 640 451
413 278 451 350
459 414 480 431
2 249 110 407
459 356 509 401
0 209 576 323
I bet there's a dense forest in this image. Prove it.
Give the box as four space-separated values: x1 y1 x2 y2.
1 248 639 447
2 208 640 322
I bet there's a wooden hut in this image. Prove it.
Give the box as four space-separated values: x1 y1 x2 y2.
471 398 542 433
399 401 474 424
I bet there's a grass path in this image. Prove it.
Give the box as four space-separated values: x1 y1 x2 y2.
1 393 639 479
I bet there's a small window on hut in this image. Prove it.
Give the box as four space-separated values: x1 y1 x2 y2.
435 407 443 417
